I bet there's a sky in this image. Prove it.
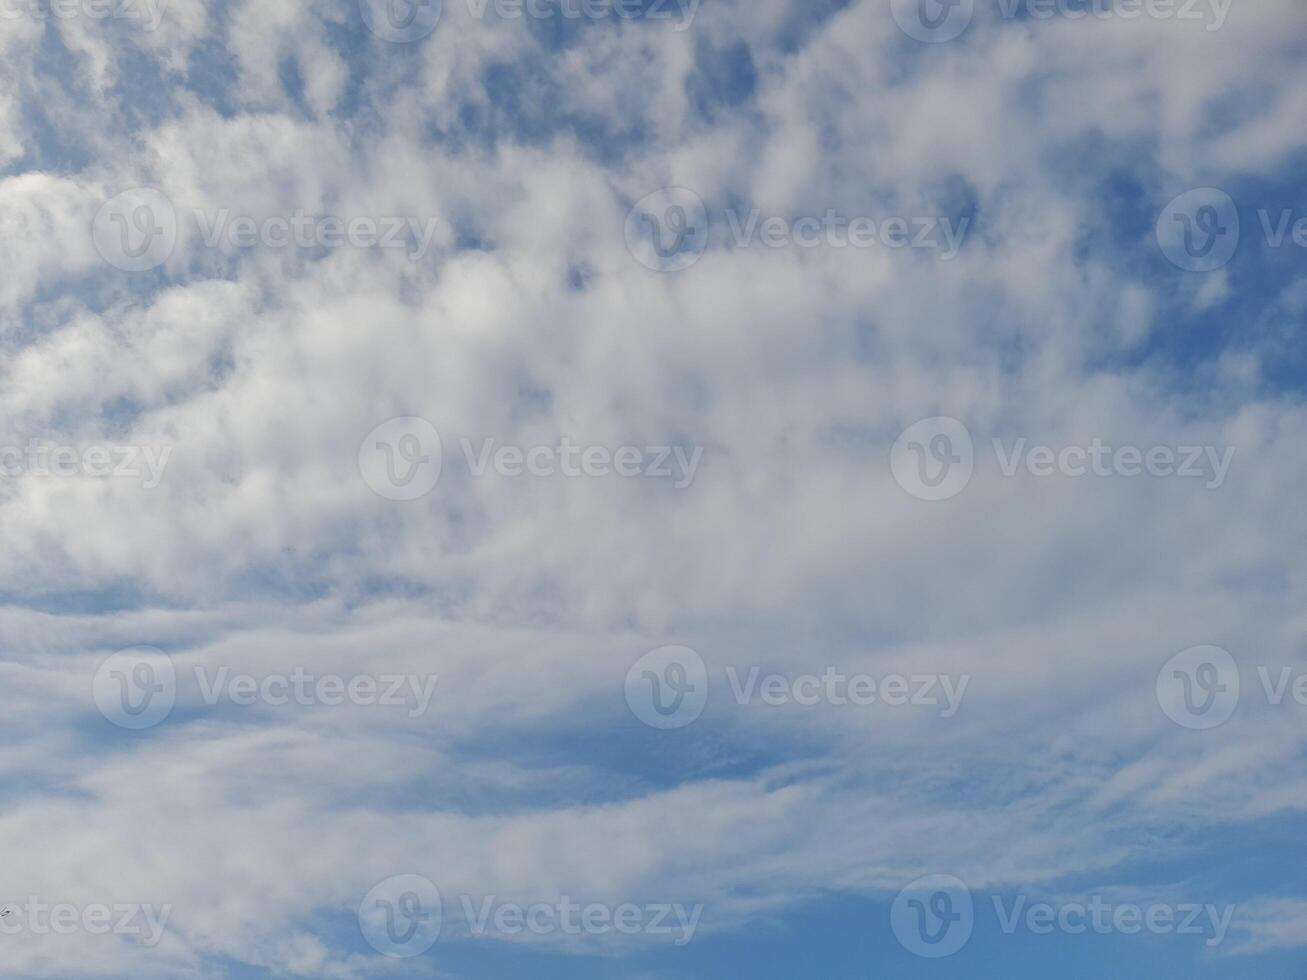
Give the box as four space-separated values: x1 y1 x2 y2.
0 0 1306 976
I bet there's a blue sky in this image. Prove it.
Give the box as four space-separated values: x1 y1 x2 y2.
0 0 1305 977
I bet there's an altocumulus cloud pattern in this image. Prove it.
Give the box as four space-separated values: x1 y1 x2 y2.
0 0 1306 977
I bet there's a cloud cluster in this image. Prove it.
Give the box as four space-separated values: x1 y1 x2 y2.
0 0 1305 975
